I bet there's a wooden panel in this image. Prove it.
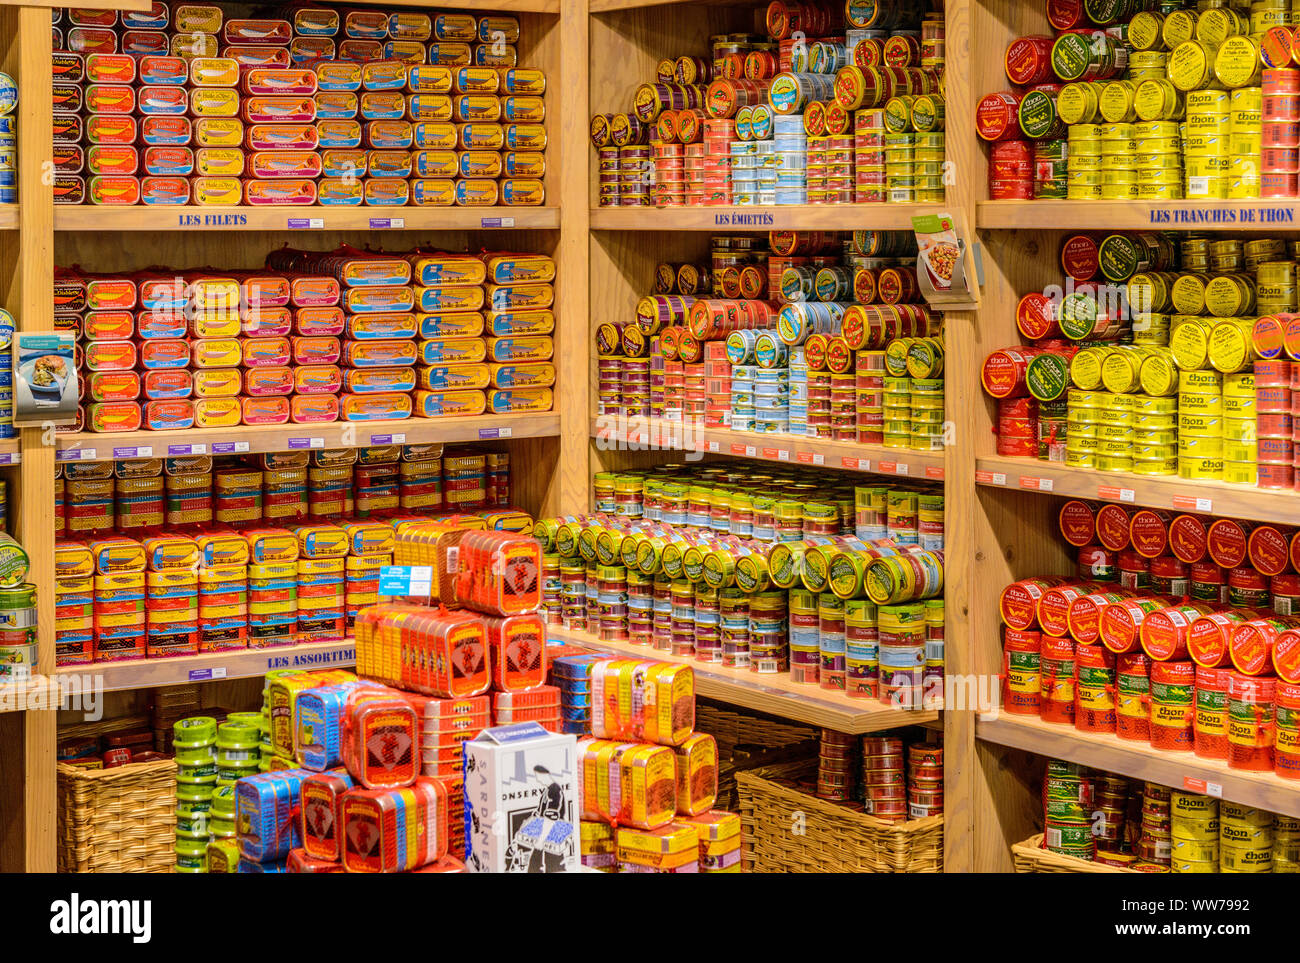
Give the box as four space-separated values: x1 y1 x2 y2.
590 205 945 231
13 5 56 875
53 207 560 233
550 0 589 516
0 712 24 871
55 413 560 461
980 198 1300 231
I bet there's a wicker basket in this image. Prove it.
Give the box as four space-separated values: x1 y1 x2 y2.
57 759 179 874
737 760 943 873
694 701 818 812
1011 833 1139 873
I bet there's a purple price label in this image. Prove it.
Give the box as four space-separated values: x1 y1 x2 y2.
211 442 238 454
370 434 393 444
287 218 312 229
168 444 194 455
188 668 214 681
480 218 503 228
113 447 139 458
369 218 393 228
288 437 311 449
478 428 501 439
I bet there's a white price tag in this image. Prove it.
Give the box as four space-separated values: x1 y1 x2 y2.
812 453 824 465
895 463 909 475
1205 781 1223 798
993 472 1006 485
708 441 720 453
744 445 756 457
409 565 434 597
777 449 790 461
498 427 512 438
211 668 227 679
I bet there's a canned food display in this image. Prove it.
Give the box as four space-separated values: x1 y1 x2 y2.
1031 759 1299 872
54 445 515 666
0 70 15 205
982 17 1298 200
600 230 943 449
168 602 747 872
55 246 554 433
1000 497 1300 783
590 5 945 206
534 468 944 707
983 231 1300 491
51 3 546 206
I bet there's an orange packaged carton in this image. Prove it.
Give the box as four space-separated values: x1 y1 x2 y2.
339 778 449 873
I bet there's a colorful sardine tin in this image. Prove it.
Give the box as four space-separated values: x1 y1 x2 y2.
190 88 240 117
143 146 194 177
121 31 169 56
321 149 366 177
316 61 362 91
189 57 240 88
407 66 452 93
245 124 319 151
366 151 412 178
317 120 362 148
138 85 188 115
504 151 545 177
417 364 489 390
251 151 323 179
413 122 457 149
296 306 346 336
244 179 317 205
196 148 244 177
53 52 86 84
341 392 414 421
144 399 195 431
362 60 409 91
227 45 292 68
411 178 456 205
243 96 316 124
225 19 293 45
295 365 344 394
315 91 359 119
140 116 192 146
455 178 499 206
143 369 193 400
194 119 245 148
361 90 406 120
343 368 417 393
86 84 135 113
317 178 364 205
141 176 190 205
137 54 186 86
290 37 336 64
364 120 413 149
244 68 318 96
86 53 136 85
85 115 137 146
88 175 141 205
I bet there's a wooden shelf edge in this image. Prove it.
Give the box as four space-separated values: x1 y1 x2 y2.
345 0 558 11
55 640 357 693
0 205 17 230
52 206 561 233
549 626 940 733
590 414 946 479
54 413 560 461
589 203 945 231
975 454 1299 524
977 713 1300 818
977 198 1300 232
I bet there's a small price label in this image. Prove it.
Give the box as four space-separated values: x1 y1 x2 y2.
925 466 944 480
289 437 324 449
707 441 720 453
113 446 153 459
975 470 1008 486
1099 486 1135 502
744 445 757 458
477 427 512 440
1181 776 1221 797
879 461 903 475
168 443 206 456
369 217 405 229
0 452 18 465
1173 495 1212 512
57 448 96 461
730 444 747 456
380 565 434 597
287 217 324 229
796 451 824 465
480 217 515 228
1019 476 1054 492
841 456 860 470
369 433 406 445
211 442 251 454
188 667 228 682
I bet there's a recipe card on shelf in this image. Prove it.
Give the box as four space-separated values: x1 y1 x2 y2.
14 332 79 426
912 212 980 310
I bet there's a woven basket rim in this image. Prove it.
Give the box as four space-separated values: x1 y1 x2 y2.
57 759 178 781
1011 833 1140 873
737 762 944 832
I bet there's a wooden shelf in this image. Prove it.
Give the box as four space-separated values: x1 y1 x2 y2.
592 415 945 480
345 0 557 10
590 204 944 232
977 199 1300 232
55 413 559 462
0 438 18 465
549 627 939 733
592 0 754 9
0 206 16 230
978 713 1300 818
53 206 560 233
976 454 1298 524
59 640 357 693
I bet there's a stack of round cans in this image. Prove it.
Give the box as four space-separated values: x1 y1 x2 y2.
0 72 14 206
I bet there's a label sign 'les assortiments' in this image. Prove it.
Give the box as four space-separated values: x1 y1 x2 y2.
1148 205 1297 225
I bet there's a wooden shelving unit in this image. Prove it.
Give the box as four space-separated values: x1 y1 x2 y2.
54 413 561 462
978 715 1300 820
61 641 357 694
963 0 1300 871
53 206 561 233
550 628 939 733
978 198 1300 231
976 455 1299 525
0 0 585 874
589 204 943 232
591 415 946 479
